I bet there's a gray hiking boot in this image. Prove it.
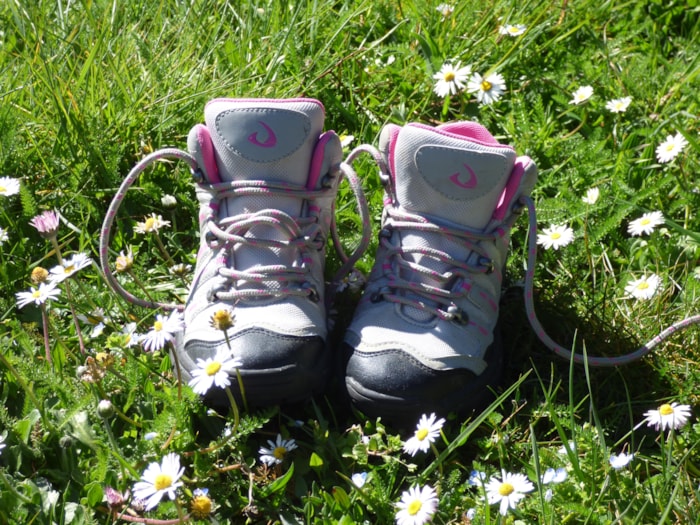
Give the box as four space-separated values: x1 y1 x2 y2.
343 121 537 420
177 98 343 406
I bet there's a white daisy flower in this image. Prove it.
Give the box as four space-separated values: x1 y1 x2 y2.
569 85 594 105
536 224 574 250
0 176 20 197
140 311 185 352
624 274 661 301
627 211 664 236
132 453 185 511
485 470 534 516
351 472 368 488
395 484 438 525
436 3 454 18
403 413 445 456
77 308 107 338
259 434 298 466
609 451 634 469
121 322 141 347
643 402 692 431
16 282 61 308
134 213 171 234
582 187 600 205
188 350 242 395
541 467 567 484
48 252 93 283
160 194 177 209
605 96 632 113
656 132 688 163
467 71 506 105
499 24 527 36
432 61 472 98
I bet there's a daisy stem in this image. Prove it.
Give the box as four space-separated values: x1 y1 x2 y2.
40 303 52 365
153 231 175 267
170 343 183 400
100 413 127 480
430 442 443 478
225 386 241 435
62 279 87 355
127 269 158 305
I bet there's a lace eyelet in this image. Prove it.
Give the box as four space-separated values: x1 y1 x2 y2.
446 304 468 325
302 282 320 302
192 168 205 184
479 257 495 274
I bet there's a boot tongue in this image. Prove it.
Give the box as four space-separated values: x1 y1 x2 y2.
380 122 517 321
387 122 516 230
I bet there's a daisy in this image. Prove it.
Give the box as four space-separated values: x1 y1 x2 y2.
340 134 355 148
351 472 368 488
432 61 472 98
134 213 171 234
536 224 574 250
77 308 107 338
140 310 185 352
132 453 185 511
624 274 661 301
643 402 692 431
29 210 60 239
169 263 192 277
190 488 214 520
0 176 20 197
210 309 236 332
188 349 242 395
0 227 8 245
467 71 506 105
605 96 632 113
121 322 141 347
569 85 593 105
115 249 134 273
395 485 438 525
485 470 534 516
104 486 129 509
656 132 688 163
609 451 634 469
48 252 93 283
259 434 298 466
582 187 600 205
436 3 454 18
160 194 177 209
499 24 527 36
403 413 445 456
627 210 664 236
541 467 567 484
16 282 61 308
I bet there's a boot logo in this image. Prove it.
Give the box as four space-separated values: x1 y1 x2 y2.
449 164 478 189
248 121 277 148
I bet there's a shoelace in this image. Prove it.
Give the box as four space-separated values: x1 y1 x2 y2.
370 206 498 323
520 195 700 366
100 145 373 312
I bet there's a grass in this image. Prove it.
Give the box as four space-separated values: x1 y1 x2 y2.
1 0 699 523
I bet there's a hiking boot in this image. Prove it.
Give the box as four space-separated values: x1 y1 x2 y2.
343 121 537 421
177 98 344 406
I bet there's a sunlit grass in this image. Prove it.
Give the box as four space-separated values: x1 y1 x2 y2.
0 0 699 523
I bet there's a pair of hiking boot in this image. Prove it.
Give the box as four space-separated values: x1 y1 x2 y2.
102 98 537 422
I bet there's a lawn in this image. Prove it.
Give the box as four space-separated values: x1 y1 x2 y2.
1 0 699 523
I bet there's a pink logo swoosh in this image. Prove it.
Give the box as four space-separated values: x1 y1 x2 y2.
449 163 478 189
248 121 277 148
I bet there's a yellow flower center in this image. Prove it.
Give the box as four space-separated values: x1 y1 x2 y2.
481 80 492 92
154 321 163 332
205 361 222 376
636 281 649 290
415 428 429 441
499 482 515 496
0 186 5 193
32 290 42 299
407 499 423 516
665 144 675 152
211 310 235 331
191 495 212 518
508 27 520 34
444 71 456 82
154 473 173 491
640 218 650 225
550 232 561 240
144 217 157 231
64 264 76 274
659 403 673 416
273 446 287 460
